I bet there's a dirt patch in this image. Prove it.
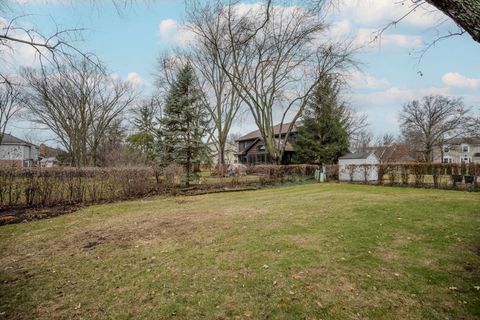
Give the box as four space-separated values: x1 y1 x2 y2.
62 206 269 251
0 205 83 226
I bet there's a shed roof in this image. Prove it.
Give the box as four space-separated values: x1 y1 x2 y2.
339 152 374 160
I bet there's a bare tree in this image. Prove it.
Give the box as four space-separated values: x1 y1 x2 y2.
351 130 373 153
0 83 22 144
189 34 244 172
188 0 356 164
399 95 470 162
22 57 135 167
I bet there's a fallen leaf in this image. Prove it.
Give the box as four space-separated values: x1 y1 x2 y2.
262 264 269 269
449 286 458 291
244 310 252 317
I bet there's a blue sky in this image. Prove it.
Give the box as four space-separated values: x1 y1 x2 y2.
3 0 480 143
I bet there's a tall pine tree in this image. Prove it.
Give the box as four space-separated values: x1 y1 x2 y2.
293 78 349 165
158 64 210 186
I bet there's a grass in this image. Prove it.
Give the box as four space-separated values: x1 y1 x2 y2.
0 183 479 319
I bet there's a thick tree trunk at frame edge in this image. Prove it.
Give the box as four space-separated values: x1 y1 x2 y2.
428 0 480 43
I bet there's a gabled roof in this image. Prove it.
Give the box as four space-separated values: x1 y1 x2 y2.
339 152 375 160
236 123 297 142
0 133 36 147
365 145 416 163
445 137 480 145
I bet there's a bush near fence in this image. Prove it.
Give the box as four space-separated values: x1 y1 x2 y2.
0 167 156 210
0 165 320 211
246 164 319 183
346 162 479 190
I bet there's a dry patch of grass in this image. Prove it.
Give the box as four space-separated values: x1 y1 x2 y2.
1 183 479 319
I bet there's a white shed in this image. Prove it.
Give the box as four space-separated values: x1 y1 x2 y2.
338 152 380 182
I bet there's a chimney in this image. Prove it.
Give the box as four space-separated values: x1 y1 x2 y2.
39 144 46 157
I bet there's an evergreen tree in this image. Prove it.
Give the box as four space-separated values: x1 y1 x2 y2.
158 64 210 186
127 98 160 162
293 78 350 164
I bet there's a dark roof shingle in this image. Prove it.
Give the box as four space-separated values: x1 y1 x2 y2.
236 123 297 142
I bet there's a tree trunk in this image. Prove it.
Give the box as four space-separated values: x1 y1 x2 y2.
427 0 480 43
218 147 226 177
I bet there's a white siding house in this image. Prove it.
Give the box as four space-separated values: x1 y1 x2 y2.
338 152 379 182
0 134 39 167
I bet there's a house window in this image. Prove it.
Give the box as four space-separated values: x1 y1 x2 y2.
248 155 256 164
443 157 452 163
462 144 469 153
257 144 265 152
461 156 472 163
443 145 449 153
257 154 265 163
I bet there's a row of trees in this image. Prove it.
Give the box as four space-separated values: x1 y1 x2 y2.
351 94 479 163
2 0 478 180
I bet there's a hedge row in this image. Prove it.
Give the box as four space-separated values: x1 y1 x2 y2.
343 163 480 190
246 164 319 182
0 167 156 209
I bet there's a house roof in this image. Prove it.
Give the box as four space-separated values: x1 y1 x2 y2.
236 123 297 142
0 133 36 147
445 137 480 145
365 145 416 163
339 152 374 160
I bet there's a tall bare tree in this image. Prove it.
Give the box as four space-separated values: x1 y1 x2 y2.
0 83 22 144
188 0 356 164
22 57 135 166
399 94 470 162
190 36 244 172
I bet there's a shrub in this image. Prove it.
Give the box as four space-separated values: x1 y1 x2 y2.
0 167 156 210
163 164 185 186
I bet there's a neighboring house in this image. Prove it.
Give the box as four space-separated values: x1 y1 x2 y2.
210 140 237 167
39 143 66 167
338 152 379 182
365 144 416 163
0 133 39 168
433 137 480 164
39 157 61 168
235 123 297 165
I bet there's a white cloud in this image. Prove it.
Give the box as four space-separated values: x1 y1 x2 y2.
159 19 178 40
158 18 195 47
353 86 450 107
328 19 352 38
126 72 143 87
355 28 423 49
442 72 480 89
349 71 390 89
336 0 445 29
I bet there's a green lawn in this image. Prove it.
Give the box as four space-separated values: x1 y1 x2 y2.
1 184 479 319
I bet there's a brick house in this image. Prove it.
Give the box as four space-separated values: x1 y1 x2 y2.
434 137 480 164
0 134 39 168
235 123 297 165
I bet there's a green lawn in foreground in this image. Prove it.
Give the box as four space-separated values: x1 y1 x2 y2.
0 183 479 319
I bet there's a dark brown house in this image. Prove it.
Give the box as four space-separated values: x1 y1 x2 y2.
235 123 297 165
